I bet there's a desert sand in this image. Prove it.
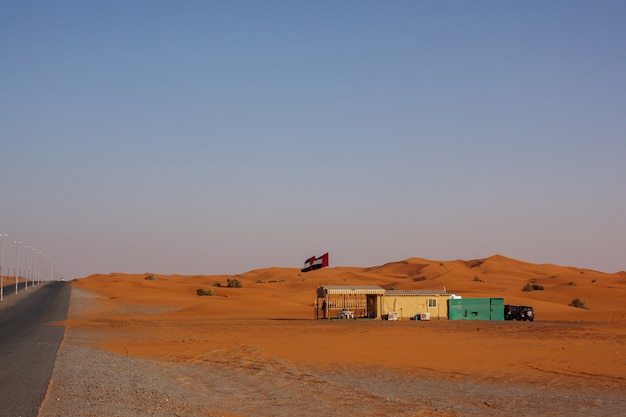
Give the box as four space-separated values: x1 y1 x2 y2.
51 255 626 416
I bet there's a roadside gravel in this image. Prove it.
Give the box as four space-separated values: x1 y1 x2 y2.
38 289 626 417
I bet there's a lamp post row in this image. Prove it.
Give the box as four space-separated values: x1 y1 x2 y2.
0 233 6 302
0 234 58 302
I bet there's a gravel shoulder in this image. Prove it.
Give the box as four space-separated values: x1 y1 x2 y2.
38 288 626 417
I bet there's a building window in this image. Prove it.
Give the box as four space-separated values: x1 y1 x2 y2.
428 298 437 308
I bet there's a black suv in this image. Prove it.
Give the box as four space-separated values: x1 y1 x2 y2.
504 305 535 321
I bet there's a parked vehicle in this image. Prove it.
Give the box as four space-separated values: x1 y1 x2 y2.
504 304 535 321
504 304 515 320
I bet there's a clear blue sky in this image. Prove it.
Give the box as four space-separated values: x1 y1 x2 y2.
2 1 625 279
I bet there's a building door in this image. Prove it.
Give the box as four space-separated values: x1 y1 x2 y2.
366 295 377 318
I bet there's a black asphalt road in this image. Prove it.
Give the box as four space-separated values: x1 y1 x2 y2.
0 281 71 417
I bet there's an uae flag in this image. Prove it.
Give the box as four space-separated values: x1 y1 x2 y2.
301 253 329 272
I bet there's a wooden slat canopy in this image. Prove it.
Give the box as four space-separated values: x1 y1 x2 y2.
317 285 385 297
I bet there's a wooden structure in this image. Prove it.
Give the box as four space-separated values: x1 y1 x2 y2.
315 286 450 320
315 286 385 319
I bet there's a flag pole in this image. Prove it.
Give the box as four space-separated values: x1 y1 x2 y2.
326 253 330 320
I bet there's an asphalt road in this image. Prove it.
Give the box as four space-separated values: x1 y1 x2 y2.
0 281 71 417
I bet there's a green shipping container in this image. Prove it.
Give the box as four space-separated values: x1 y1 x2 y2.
448 298 504 321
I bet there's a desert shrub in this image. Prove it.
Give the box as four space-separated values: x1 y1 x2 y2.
144 274 155 280
591 279 597 283
567 282 577 286
256 279 265 283
523 283 544 291
197 288 214 296
213 281 222 287
473 275 485 282
227 278 243 288
569 298 589 309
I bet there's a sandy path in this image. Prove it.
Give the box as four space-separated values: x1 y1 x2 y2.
38 287 625 417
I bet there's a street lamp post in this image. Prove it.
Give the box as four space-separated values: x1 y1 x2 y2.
39 253 45 285
41 254 46 284
14 240 21 294
24 244 30 291
0 233 7 302
31 248 35 287
34 250 40 286
30 247 36 288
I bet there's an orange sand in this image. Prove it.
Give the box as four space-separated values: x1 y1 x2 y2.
69 255 626 391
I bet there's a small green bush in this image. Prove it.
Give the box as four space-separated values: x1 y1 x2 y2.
144 274 155 280
227 278 242 288
197 288 214 296
523 283 545 292
567 282 577 286
569 298 589 309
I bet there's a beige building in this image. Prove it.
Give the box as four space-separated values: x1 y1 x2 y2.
315 286 449 320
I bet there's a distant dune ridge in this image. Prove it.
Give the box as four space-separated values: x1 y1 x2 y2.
75 254 626 322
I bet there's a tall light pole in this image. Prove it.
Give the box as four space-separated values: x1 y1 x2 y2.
41 254 47 284
30 247 36 288
14 240 21 294
0 233 7 302
35 250 41 286
40 253 46 285
24 244 30 291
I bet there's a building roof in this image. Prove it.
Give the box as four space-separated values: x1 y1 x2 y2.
385 290 449 296
317 285 386 296
317 286 450 297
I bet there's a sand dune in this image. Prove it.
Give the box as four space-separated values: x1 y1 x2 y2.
75 254 625 321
